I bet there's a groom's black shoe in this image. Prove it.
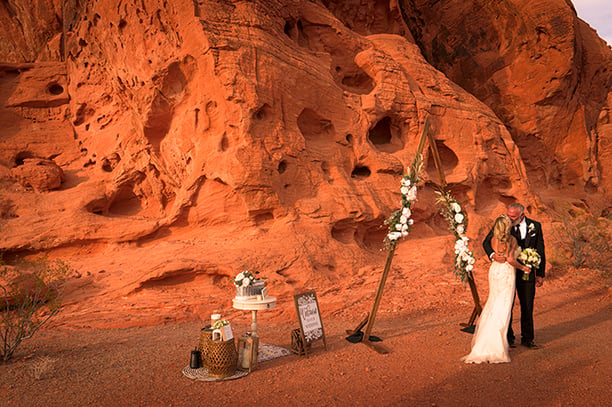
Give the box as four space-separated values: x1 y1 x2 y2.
522 341 540 349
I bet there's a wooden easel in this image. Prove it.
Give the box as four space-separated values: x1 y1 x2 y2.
349 117 482 353
293 291 327 356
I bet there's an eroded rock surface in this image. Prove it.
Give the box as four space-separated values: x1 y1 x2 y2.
0 0 610 324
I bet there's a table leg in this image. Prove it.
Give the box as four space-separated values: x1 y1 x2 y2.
251 310 258 335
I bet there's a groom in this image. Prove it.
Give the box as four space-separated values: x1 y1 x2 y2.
483 202 546 349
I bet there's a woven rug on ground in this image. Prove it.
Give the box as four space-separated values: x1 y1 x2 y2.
182 343 292 382
258 343 292 363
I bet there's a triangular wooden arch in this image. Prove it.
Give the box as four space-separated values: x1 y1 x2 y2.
347 117 482 354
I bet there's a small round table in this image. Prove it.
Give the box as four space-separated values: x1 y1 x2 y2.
232 296 276 336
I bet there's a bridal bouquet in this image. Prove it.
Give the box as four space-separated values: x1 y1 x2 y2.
517 248 541 280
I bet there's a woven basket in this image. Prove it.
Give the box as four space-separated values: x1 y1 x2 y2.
198 328 213 368
206 339 238 378
291 328 310 356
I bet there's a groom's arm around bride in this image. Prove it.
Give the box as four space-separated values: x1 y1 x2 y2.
483 204 546 286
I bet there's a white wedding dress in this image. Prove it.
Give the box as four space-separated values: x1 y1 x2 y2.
462 252 517 364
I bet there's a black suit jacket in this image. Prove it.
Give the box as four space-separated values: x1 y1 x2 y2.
483 217 546 278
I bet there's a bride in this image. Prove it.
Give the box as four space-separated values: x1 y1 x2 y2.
462 215 531 364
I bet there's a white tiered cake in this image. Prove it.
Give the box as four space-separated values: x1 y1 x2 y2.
233 271 275 311
235 279 267 301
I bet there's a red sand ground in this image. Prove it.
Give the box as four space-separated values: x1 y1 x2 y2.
0 268 610 407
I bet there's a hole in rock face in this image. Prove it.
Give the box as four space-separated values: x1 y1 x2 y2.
360 221 388 251
253 104 271 121
278 160 287 174
330 53 374 94
253 211 274 226
331 218 387 251
341 70 374 94
426 141 459 175
351 165 371 178
367 116 404 153
161 62 187 99
47 82 64 95
297 108 334 140
85 198 107 215
220 134 229 151
101 161 113 172
345 134 353 144
108 185 142 216
283 18 308 47
73 103 92 126
118 19 127 29
101 153 120 173
13 151 35 167
133 268 201 292
331 220 355 244
368 117 392 145
144 91 172 151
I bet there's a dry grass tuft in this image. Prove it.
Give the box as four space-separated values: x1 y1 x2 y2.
29 356 56 380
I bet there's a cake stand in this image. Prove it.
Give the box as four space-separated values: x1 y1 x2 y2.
232 296 276 336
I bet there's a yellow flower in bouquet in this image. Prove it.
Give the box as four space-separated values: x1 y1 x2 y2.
518 248 541 280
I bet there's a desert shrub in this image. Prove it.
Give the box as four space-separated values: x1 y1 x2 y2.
0 258 71 362
29 355 56 380
550 207 611 273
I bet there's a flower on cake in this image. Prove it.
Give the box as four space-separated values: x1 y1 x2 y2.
234 270 257 287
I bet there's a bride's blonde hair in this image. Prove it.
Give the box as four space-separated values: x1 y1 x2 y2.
493 215 511 243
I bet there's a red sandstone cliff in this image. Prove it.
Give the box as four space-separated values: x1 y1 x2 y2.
0 0 610 324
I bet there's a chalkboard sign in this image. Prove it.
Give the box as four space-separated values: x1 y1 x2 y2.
293 291 327 355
